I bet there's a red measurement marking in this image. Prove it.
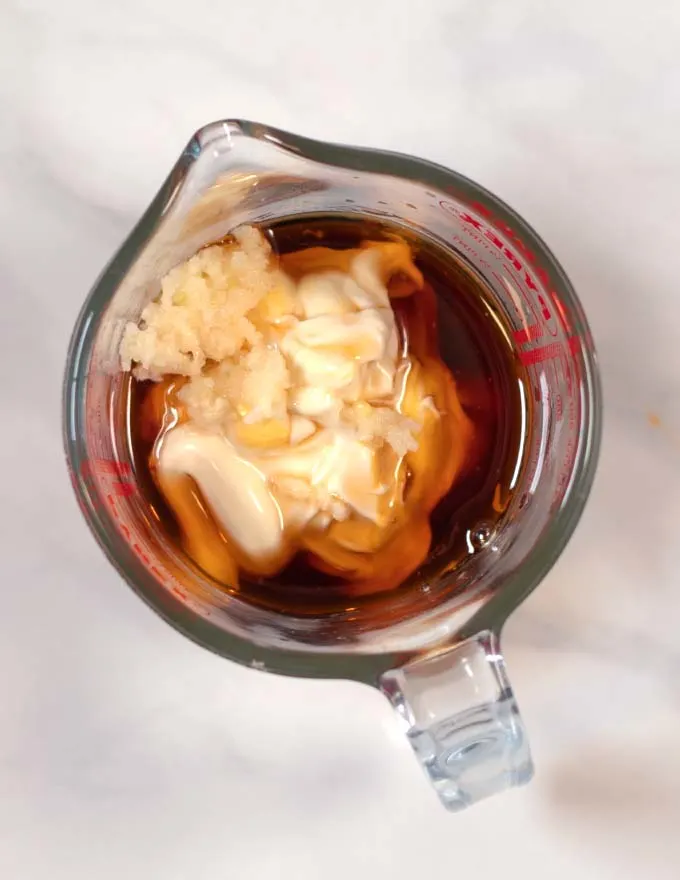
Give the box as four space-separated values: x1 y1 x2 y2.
522 270 538 292
454 210 571 330
494 268 544 335
484 228 504 250
470 201 546 285
467 199 545 279
112 482 135 497
80 459 132 478
132 543 150 566
441 200 549 328
568 336 581 355
78 459 195 602
513 324 543 345
537 294 551 322
458 211 542 294
470 200 492 218
106 493 120 519
503 249 523 274
457 210 483 230
150 566 167 584
519 342 563 366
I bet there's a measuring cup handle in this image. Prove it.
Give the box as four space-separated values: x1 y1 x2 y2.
379 630 533 811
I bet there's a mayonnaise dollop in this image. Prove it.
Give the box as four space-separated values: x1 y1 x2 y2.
155 240 429 568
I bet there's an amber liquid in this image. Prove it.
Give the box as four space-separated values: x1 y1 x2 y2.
126 215 525 618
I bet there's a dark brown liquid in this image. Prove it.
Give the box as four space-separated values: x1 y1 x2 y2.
126 215 526 618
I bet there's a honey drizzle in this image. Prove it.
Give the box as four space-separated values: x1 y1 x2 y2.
136 244 474 595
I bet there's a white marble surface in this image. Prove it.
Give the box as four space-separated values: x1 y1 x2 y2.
2 0 680 877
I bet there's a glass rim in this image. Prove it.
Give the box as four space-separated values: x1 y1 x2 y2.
63 119 603 682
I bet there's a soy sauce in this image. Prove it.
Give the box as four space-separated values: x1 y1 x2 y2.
126 214 526 618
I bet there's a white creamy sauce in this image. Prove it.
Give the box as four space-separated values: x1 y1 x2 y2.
157 251 426 561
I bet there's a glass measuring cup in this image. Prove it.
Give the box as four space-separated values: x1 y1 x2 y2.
63 120 601 811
